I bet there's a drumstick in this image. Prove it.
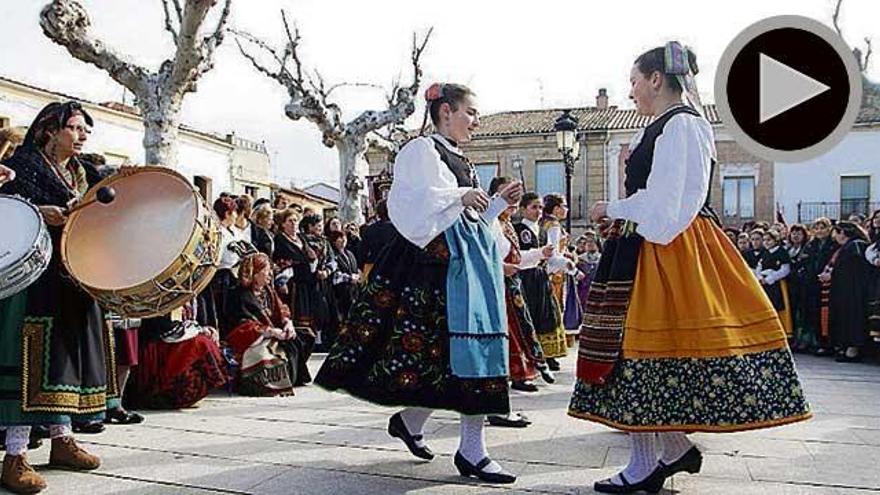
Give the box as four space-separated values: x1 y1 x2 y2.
67 186 116 215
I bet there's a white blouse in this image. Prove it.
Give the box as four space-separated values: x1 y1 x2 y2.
606 109 716 245
389 134 506 248
218 226 242 270
866 243 880 266
491 220 545 270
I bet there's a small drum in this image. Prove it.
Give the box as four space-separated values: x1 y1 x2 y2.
61 166 221 318
0 195 51 300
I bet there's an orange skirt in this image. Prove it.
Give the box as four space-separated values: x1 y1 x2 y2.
623 217 787 359
569 217 811 432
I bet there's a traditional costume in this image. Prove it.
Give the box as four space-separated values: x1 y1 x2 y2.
514 219 567 359
226 255 314 396
331 245 360 324
317 126 515 482
569 103 810 432
742 246 766 269
757 245 793 336
828 238 872 353
316 134 510 414
788 242 814 350
492 217 547 385
575 250 601 311
0 102 112 492
540 214 580 345
273 232 319 334
129 294 228 409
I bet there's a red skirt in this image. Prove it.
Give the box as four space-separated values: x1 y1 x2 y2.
115 327 139 366
128 335 228 409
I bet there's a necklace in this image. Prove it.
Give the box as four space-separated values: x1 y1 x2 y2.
39 149 79 194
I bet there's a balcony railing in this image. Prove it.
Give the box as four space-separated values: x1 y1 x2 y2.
797 201 880 223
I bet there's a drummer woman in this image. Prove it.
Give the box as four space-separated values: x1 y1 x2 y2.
0 101 111 494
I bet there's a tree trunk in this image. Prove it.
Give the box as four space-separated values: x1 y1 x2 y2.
141 99 181 167
336 138 367 224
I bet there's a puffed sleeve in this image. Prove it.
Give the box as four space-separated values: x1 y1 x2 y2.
606 114 714 245
388 137 471 248
518 248 545 269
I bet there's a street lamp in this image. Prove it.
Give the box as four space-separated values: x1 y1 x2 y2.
554 110 579 233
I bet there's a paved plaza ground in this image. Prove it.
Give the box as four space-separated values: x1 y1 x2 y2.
4 353 880 494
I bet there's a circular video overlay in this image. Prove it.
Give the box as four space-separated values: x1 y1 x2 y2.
714 15 863 163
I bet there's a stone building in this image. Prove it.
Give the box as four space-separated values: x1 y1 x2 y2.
366 88 880 233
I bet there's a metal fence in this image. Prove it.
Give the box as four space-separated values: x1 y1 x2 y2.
796 201 880 224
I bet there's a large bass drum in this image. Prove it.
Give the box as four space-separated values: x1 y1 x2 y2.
0 195 51 300
61 166 221 318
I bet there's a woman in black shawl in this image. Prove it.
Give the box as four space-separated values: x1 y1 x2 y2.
328 230 361 325
826 221 872 362
0 102 109 493
273 208 319 334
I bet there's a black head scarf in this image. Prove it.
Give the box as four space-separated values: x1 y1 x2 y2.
21 100 94 152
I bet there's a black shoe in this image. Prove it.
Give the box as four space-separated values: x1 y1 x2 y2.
387 413 434 461
511 380 539 392
72 421 105 434
546 358 561 371
104 408 145 425
487 414 530 428
658 446 702 477
538 366 556 384
594 466 666 494
453 451 516 484
813 347 833 357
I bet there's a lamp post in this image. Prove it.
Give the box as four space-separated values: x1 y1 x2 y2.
554 110 579 233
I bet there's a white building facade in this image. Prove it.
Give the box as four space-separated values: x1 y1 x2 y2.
0 76 272 202
775 124 880 224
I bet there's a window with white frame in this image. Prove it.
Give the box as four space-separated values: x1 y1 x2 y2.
535 161 564 198
722 176 755 219
474 163 498 191
841 175 870 217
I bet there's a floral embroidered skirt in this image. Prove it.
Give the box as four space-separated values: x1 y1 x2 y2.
315 233 510 416
569 217 812 432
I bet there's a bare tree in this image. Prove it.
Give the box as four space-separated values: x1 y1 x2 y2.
832 0 872 72
234 11 431 223
40 0 232 167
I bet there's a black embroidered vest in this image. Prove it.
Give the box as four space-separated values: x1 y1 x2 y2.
624 106 718 222
431 136 476 188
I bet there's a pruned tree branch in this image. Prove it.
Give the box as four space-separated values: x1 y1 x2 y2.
40 0 151 97
347 27 432 136
831 0 872 71
235 12 432 222
161 0 179 45
40 0 234 166
832 0 843 37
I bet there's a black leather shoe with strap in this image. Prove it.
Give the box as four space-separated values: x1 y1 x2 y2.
593 466 666 494
387 413 434 461
658 446 702 477
453 451 516 484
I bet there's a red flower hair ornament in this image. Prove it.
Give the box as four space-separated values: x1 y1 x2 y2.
424 83 443 102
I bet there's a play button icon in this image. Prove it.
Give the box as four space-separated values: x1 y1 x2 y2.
715 15 863 162
759 53 830 124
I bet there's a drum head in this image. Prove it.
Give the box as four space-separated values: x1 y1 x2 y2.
64 169 198 290
0 196 41 272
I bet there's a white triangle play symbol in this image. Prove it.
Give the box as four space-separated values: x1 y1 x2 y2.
759 53 831 124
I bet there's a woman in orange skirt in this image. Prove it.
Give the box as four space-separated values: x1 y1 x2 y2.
569 42 810 494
